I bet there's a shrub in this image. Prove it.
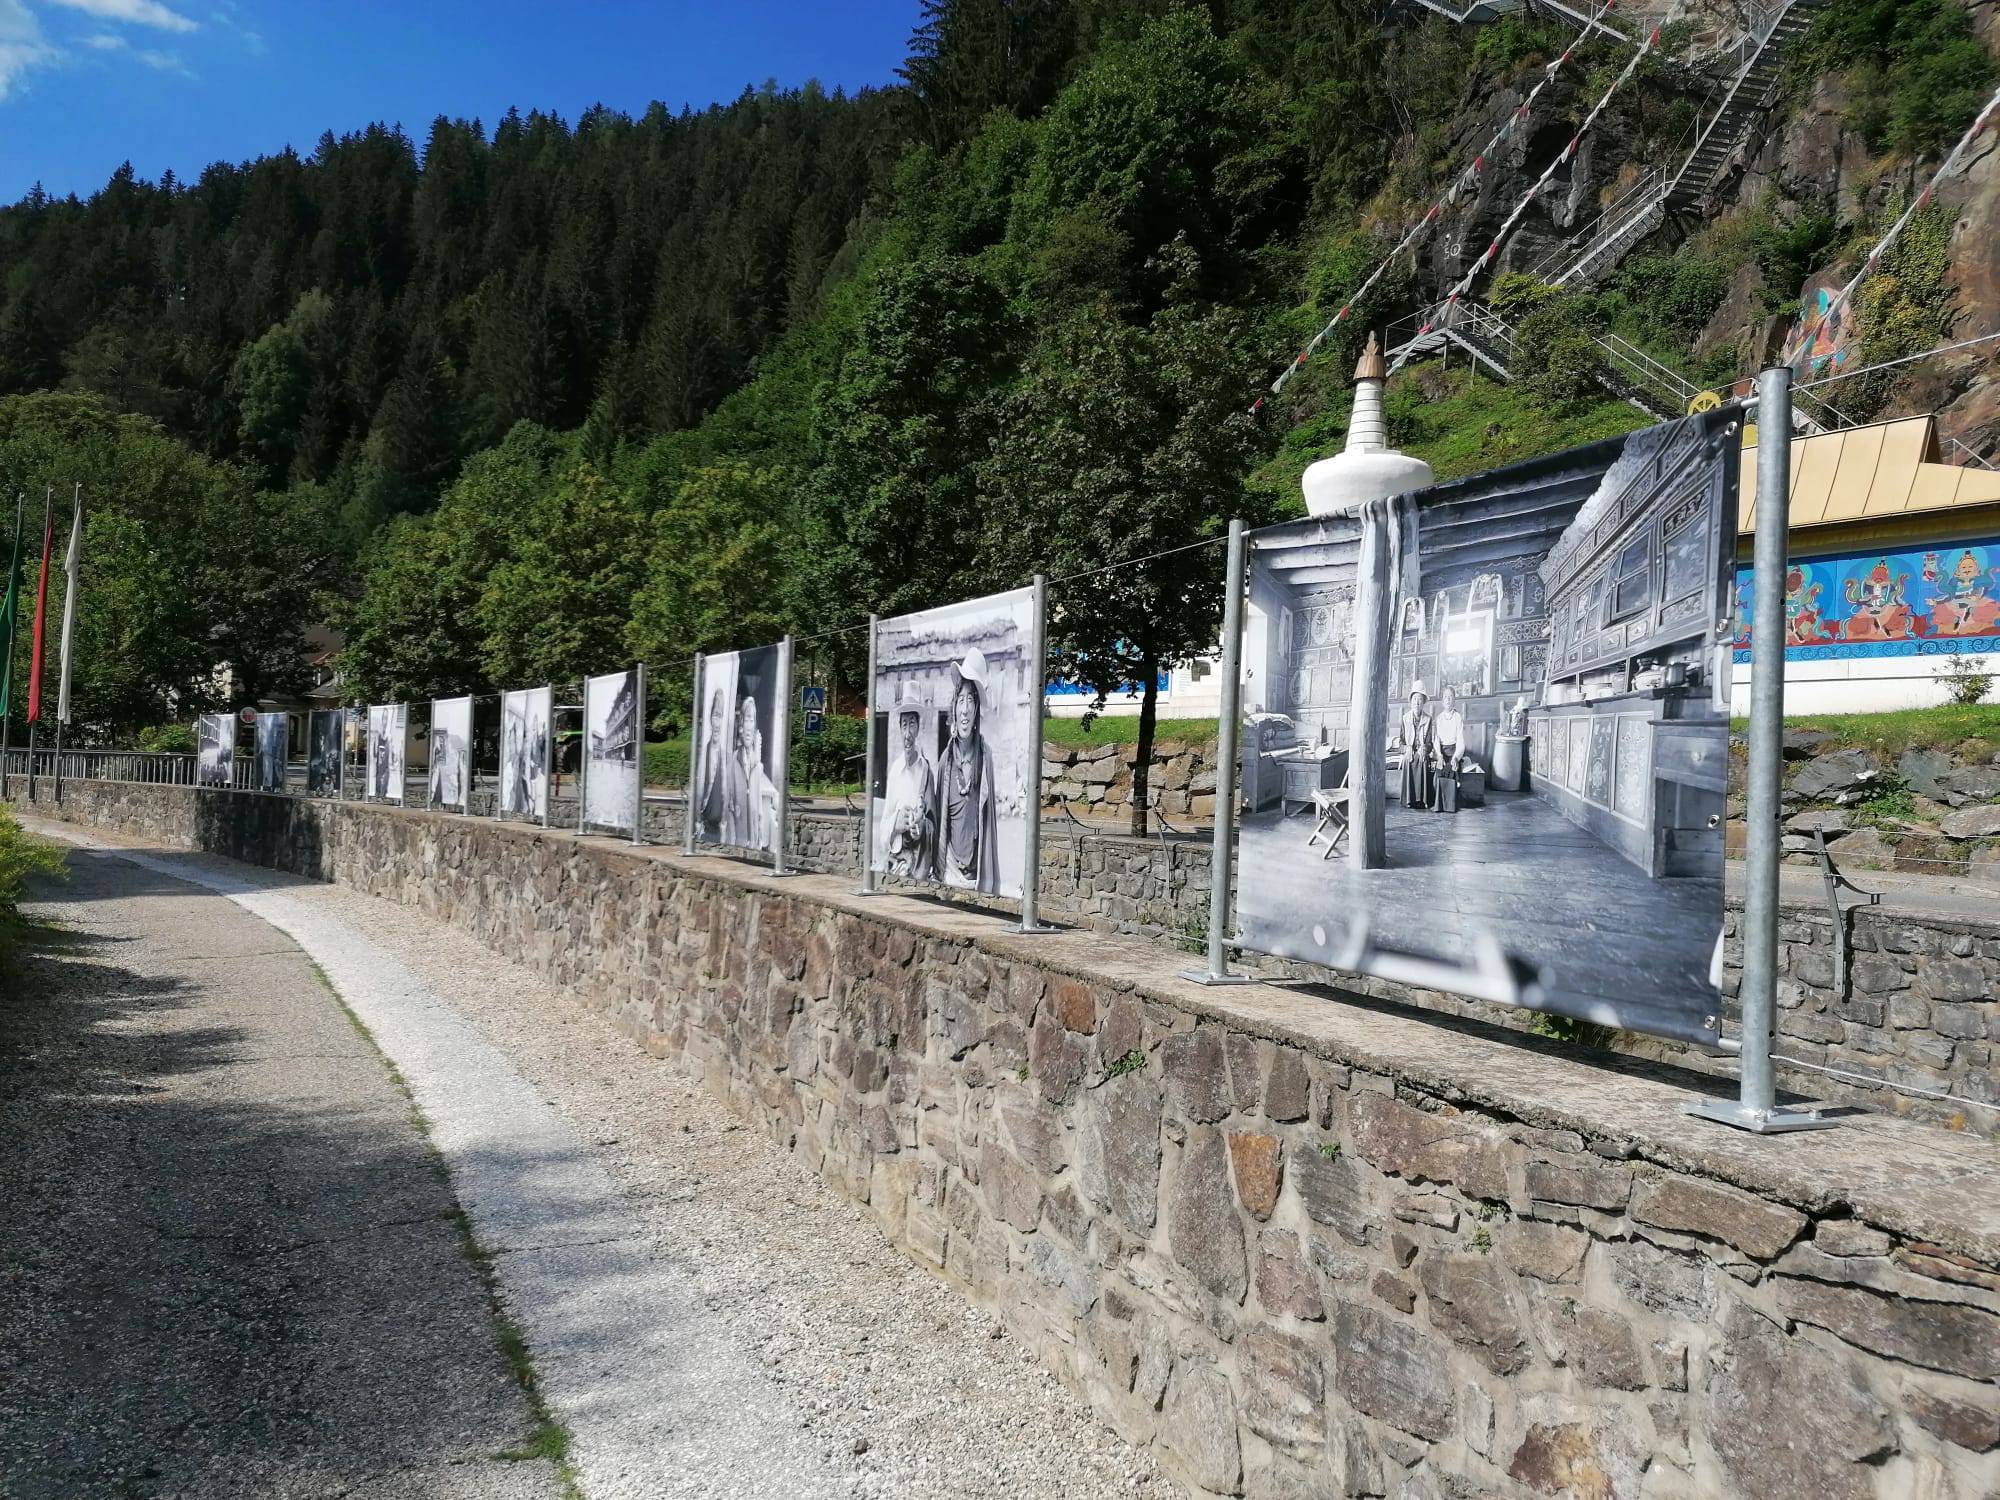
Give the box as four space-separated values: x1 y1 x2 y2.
1752 210 1837 310
1612 253 1731 345
1941 655 1993 708
1513 295 1607 412
0 807 64 965
1791 0 1999 156
136 723 197 754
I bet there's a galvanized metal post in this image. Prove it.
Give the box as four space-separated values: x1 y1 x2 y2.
631 663 646 846
684 656 702 854
1019 575 1052 932
576 690 588 834
1181 520 1252 985
857 617 879 894
1687 369 1834 1133
772 636 794 875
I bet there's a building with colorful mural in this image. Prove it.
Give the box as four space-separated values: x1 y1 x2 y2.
1730 414 2000 713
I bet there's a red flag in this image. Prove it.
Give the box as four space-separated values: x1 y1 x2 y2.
25 493 52 725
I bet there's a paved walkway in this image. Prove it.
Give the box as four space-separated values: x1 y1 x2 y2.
0 846 566 1500
8 820 1173 1500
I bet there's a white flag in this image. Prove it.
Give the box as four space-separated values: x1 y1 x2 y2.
56 486 81 725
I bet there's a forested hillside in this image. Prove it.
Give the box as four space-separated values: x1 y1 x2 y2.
2 0 1996 778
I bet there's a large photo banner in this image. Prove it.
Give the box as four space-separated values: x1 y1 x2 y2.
253 711 288 793
500 687 551 821
429 695 473 811
691 643 786 853
307 710 343 796
367 704 407 804
583 667 641 834
869 586 1039 899
196 712 235 788
1235 409 1739 1046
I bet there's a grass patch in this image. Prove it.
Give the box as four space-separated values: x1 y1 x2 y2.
1774 703 2000 759
311 965 583 1499
1042 715 1219 749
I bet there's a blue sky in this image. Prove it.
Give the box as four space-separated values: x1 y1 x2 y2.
0 0 921 200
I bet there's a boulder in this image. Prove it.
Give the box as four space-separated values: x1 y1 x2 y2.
1784 729 1837 759
1896 747 1955 801
1789 748 1878 799
1943 765 2000 805
1941 804 2000 840
1784 807 1850 835
1823 827 1893 870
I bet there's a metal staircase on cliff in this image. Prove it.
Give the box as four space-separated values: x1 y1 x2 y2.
1399 0 1633 47
1534 0 1826 288
1384 296 1853 434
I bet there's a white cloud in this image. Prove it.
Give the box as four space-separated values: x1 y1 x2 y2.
133 44 187 74
0 0 56 100
82 29 123 47
44 0 197 33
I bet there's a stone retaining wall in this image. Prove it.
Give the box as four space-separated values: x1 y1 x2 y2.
9 774 1997 1137
12 778 1998 1500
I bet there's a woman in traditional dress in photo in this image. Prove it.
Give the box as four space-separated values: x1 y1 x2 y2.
1396 686 1435 809
934 649 1001 893
1430 685 1464 812
736 693 780 851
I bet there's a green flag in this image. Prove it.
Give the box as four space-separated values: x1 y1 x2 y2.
0 495 21 719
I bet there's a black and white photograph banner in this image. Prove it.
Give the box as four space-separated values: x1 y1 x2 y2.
307 709 343 796
253 711 288 793
367 703 408 804
500 687 551 822
691 643 786 854
196 712 235 789
428 695 473 811
1234 409 1739 1046
582 667 641 834
869 586 1039 900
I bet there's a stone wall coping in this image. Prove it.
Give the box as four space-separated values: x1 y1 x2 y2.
467 819 2000 1267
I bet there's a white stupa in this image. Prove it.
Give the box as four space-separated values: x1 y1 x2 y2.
1299 332 1433 518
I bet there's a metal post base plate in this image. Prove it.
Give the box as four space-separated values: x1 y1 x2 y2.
1683 1098 1841 1134
1016 922 1061 935
1177 968 1256 987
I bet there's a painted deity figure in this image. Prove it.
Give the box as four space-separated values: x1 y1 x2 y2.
1928 548 2000 637
1841 559 1916 641
1783 566 1830 646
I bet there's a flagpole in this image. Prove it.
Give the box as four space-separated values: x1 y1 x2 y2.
24 487 53 802
53 484 82 805
0 492 22 801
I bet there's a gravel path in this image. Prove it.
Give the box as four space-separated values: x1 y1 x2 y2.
19 820 1175 1500
0 846 565 1500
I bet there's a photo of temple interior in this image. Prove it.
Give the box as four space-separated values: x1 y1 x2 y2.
1235 411 1739 1043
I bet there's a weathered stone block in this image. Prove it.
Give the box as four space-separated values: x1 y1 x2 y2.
1418 1252 1529 1374
1814 1219 1892 1258
1631 1174 1806 1259
1369 1269 1416 1314
1905 1386 2000 1452
1347 1092 1511 1202
1168 1127 1248 1303
1264 1047 1311 1123
1608 1240 1714 1321
1082 1068 1163 1233
1162 1027 1231 1124
1029 1013 1088 1105
1709 1305 1894 1500
979 1138 1044 1233
1777 1277 2000 1381
1330 1302 1454 1441
1164 1362 1241 1493
1524 1154 1630 1212
1292 1147 1373 1246
1255 1227 1324 1321
1241 1327 1326 1458
1227 1131 1283 1220
1498 1220 1588 1283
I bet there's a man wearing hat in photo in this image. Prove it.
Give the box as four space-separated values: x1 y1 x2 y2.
1394 683 1435 810
883 679 937 879
934 648 1001 893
